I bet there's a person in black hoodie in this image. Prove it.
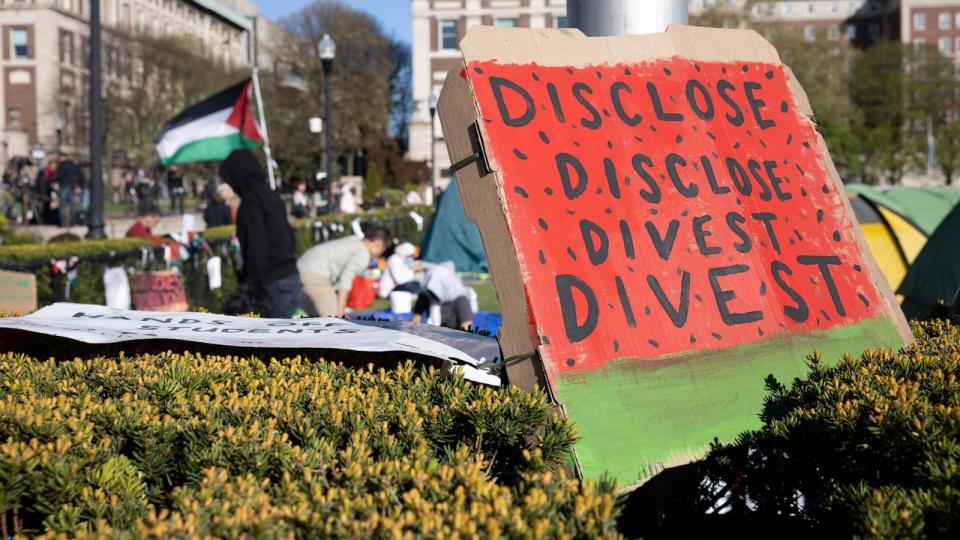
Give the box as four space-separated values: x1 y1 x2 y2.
218 149 302 318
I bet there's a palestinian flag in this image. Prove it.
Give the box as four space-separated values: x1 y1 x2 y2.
155 78 264 166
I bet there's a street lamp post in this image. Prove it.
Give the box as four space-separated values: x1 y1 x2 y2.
318 34 336 213
428 90 438 207
54 116 64 155
86 0 106 239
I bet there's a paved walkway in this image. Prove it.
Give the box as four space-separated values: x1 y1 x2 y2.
13 212 209 242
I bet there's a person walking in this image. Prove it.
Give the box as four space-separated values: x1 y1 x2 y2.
218 149 301 318
298 227 388 317
56 153 84 227
166 164 186 215
35 161 58 224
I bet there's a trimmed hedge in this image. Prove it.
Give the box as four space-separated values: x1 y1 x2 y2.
695 318 960 537
0 354 618 537
0 206 433 311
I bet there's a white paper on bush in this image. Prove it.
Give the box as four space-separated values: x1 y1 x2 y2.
102 268 131 310
0 303 501 386
206 257 222 290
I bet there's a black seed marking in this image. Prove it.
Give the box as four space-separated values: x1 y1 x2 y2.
648 208 658 215
484 118 493 124
796 164 806 176
741 65 749 73
538 131 550 144
816 209 824 223
794 229 803 241
663 67 672 76
596 70 602 79
607 140 614 149
566 358 575 367
690 335 697 343
650 124 658 132
693 125 699 132
675 135 683 144
765 70 774 79
513 149 528 160
802 140 811 148
821 184 830 194
608 303 614 309
694 294 703 302
695 64 702 72
624 176 631 185
473 67 484 74
633 135 644 143
711 151 720 159
648 339 660 348
736 198 742 206
733 142 741 149
789 238 796 246
544 187 554 195
566 246 577 260
566 209 575 215
595 187 603 195
820 309 832 322
758 327 764 337
624 68 631 75
858 293 870 307
760 281 767 295
627 266 635 273
786 134 793 145
573 141 581 147
538 218 548 230
759 139 768 149
645 306 652 316
681 210 689 217
532 72 540 81
540 104 546 111
783 158 788 165
613 340 620 352
605 208 613 214
541 335 550 344
566 67 573 74
746 129 752 137
707 131 717 140
780 101 788 113
853 264 862 272
722 66 727 73
832 231 841 241
513 186 529 198
669 95 677 104
800 186 808 197
711 332 723 340
538 250 546 264
603 109 611 117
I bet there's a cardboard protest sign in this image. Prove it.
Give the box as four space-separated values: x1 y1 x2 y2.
131 271 188 312
438 25 912 486
0 270 37 313
0 303 501 386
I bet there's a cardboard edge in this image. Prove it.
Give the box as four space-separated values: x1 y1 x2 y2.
782 68 914 345
436 67 543 391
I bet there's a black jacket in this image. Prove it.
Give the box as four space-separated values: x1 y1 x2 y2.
57 159 84 190
218 149 297 287
203 201 233 228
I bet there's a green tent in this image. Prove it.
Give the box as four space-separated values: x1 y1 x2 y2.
845 184 960 235
898 202 960 318
420 181 489 273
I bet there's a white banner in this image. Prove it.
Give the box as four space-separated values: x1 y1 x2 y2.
0 303 500 385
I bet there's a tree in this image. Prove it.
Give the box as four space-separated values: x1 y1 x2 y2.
364 161 382 203
935 121 960 185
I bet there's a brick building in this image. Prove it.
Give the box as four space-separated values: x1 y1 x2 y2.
0 0 258 166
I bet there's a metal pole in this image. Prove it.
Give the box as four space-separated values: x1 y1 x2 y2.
323 58 334 213
86 0 106 239
251 68 277 190
567 0 687 37
429 106 437 207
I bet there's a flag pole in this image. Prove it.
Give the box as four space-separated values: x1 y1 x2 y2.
251 67 277 190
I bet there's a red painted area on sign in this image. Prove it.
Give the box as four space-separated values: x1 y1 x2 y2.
466 58 885 378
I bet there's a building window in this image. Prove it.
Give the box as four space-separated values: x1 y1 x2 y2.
913 37 926 50
440 19 457 50
495 18 517 28
940 12 951 30
869 24 880 39
556 16 568 28
8 107 22 129
10 28 28 58
803 25 816 41
939 36 951 54
59 32 73 64
956 12 960 30
807 3 815 14
782 3 792 14
914 13 926 31
830 2 838 13
846 24 856 39
827 26 839 41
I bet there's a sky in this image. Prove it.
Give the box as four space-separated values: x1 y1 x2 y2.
253 1 412 44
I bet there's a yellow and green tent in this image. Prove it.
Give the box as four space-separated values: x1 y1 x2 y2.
846 184 960 294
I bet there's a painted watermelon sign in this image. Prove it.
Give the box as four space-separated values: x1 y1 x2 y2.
438 25 912 487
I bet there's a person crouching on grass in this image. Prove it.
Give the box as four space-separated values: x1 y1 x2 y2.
298 227 389 317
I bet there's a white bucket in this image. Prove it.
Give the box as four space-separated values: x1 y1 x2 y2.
390 291 415 314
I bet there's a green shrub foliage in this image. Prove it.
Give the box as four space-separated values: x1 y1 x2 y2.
700 319 960 537
0 354 618 537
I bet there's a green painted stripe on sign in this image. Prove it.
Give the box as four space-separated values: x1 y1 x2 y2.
556 316 905 487
162 133 261 166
